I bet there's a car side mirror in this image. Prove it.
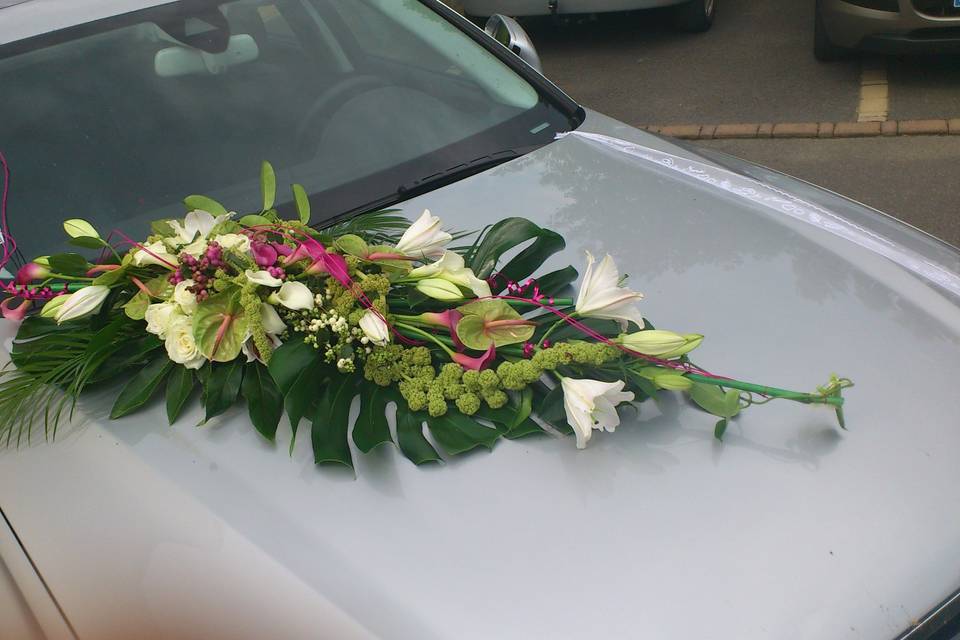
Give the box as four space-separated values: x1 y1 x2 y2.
484 14 542 74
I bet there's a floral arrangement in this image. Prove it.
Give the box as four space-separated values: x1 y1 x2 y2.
0 162 851 467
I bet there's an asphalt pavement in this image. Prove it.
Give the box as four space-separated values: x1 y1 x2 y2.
496 0 960 246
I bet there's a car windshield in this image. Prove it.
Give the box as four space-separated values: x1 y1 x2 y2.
0 0 577 264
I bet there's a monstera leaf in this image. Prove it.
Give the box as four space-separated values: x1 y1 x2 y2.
455 300 535 350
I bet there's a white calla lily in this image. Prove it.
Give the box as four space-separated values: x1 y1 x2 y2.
575 251 644 330
394 209 452 259
408 251 491 298
561 377 635 449
268 281 314 310
216 233 251 254
245 269 283 288
260 302 287 336
358 309 390 346
131 240 178 269
54 286 111 324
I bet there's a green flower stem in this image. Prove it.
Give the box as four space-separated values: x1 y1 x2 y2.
395 323 456 358
505 298 573 311
685 373 844 407
537 313 575 348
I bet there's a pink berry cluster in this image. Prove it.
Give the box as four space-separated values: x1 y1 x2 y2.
168 242 227 302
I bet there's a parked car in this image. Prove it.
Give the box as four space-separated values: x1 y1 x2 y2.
815 0 960 60
461 0 717 32
2 1 960 639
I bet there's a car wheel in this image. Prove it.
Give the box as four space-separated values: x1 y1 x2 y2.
814 1 849 61
672 0 716 33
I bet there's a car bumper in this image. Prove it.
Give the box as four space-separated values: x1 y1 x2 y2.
821 0 960 51
457 0 681 17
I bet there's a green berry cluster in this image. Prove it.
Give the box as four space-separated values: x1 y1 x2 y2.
496 341 620 389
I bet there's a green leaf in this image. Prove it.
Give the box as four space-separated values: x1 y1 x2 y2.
192 290 247 362
292 183 311 224
312 374 356 467
689 382 741 419
239 214 273 227
91 266 127 287
426 411 500 456
184 194 228 216
534 266 579 295
48 253 89 276
166 365 195 424
268 338 319 394
353 382 392 453
455 299 535 350
110 356 172 419
534 383 573 434
123 291 150 320
395 404 441 465
714 418 729 441
67 236 105 250
283 362 323 455
241 362 284 442
468 217 552 280
89 334 163 383
201 360 244 422
151 219 176 237
260 161 276 212
476 401 545 440
495 228 565 290
63 218 100 239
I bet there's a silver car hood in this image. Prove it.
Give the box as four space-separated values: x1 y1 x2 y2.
2 111 960 640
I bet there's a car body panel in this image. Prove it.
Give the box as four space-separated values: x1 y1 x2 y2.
821 0 960 52
459 0 683 17
2 109 960 639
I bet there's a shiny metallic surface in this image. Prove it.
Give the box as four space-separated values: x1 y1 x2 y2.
2 107 960 638
459 0 683 17
485 14 544 71
820 0 960 51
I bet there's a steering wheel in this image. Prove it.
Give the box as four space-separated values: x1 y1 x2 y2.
295 74 391 158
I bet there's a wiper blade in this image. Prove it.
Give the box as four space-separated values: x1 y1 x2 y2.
396 150 520 196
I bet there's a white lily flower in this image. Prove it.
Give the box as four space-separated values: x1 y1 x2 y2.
561 377 635 449
131 240 178 269
245 269 283 288
575 251 644 330
394 209 452 259
268 281 314 310
358 309 390 346
172 280 197 314
168 210 231 245
144 302 180 338
408 251 491 298
54 286 110 324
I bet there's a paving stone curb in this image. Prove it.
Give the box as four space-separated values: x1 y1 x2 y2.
645 119 958 140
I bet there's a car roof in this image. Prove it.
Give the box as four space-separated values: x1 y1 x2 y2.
0 0 175 45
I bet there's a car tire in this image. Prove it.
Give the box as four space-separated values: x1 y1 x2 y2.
672 0 716 33
813 1 849 61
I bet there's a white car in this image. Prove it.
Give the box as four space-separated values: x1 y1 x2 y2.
460 0 717 31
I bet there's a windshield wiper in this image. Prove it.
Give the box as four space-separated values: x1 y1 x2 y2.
396 149 521 197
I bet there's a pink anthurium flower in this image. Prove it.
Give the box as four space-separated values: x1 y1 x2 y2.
452 343 496 371
418 309 464 349
1 297 31 322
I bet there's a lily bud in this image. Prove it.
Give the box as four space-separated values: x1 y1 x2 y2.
39 295 68 319
54 285 110 324
416 278 463 301
15 262 51 285
617 330 702 358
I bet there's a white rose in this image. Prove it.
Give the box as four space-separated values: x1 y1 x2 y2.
164 315 205 369
131 241 178 269
173 280 197 314
358 309 390 346
216 233 251 254
144 302 180 338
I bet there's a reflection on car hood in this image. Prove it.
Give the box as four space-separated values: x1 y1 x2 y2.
2 111 960 640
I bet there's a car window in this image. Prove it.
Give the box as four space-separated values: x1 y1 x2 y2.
0 0 574 261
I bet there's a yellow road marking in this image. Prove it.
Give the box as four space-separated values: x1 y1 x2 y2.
857 57 889 123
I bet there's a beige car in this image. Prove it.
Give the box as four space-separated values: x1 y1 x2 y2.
815 0 960 60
